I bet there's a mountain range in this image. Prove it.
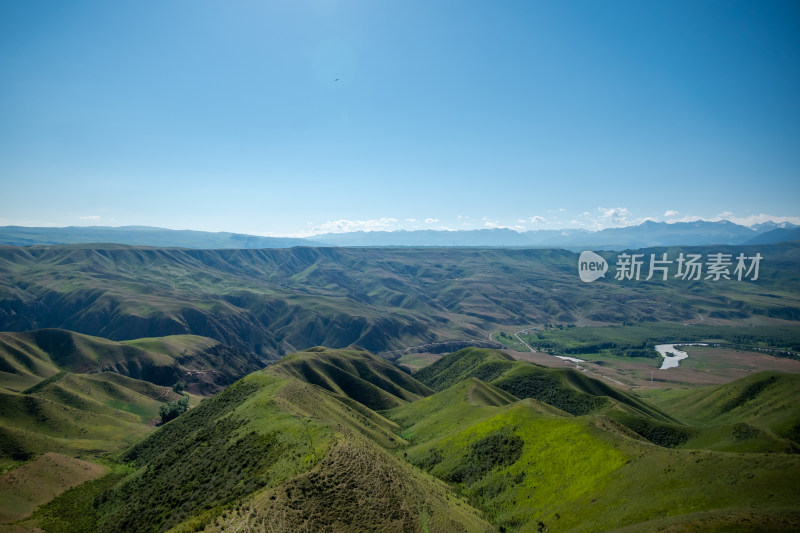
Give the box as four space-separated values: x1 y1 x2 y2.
1 220 798 250
1 243 799 359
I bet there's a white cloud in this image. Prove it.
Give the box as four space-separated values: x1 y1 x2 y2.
424 218 439 224
597 207 633 225
577 207 641 230
664 210 679 217
483 220 525 230
405 218 417 222
310 217 399 234
528 216 548 224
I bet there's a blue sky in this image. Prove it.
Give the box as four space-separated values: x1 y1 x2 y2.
1 0 799 236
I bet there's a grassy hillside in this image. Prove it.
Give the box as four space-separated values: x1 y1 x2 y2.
645 371 800 452
80 361 489 533
8 346 800 532
415 347 800 455
415 348 675 421
0 330 230 472
0 329 263 395
0 371 182 471
0 453 108 523
389 380 800 531
1 243 798 359
269 346 433 410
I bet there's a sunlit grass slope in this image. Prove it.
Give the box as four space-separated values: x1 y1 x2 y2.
0 452 108 523
415 347 675 420
64 349 490 532
269 346 434 410
389 375 800 532
0 329 214 471
645 371 800 453
0 371 181 470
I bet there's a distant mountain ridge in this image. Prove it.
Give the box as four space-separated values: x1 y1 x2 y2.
1 220 798 249
311 220 775 249
0 225 316 249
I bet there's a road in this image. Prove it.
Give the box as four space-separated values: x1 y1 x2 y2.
513 330 535 352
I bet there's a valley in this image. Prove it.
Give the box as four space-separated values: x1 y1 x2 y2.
0 242 798 532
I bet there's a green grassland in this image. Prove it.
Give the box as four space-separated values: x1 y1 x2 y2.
5 345 797 532
645 371 800 450
397 350 800 531
0 453 109 523
0 371 181 471
515 323 800 360
269 346 433 410
1 241 799 531
0 330 234 474
414 347 674 422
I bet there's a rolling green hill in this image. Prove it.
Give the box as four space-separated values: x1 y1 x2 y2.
75 358 491 533
645 371 800 452
268 346 434 410
9 346 799 532
0 328 263 473
1 243 798 359
415 347 675 421
0 371 182 469
0 329 263 395
415 347 800 455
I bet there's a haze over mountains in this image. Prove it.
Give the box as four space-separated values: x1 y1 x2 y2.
1 220 798 250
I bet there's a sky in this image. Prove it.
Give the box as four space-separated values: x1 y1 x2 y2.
1 0 799 236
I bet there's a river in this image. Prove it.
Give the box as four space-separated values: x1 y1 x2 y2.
655 343 708 369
